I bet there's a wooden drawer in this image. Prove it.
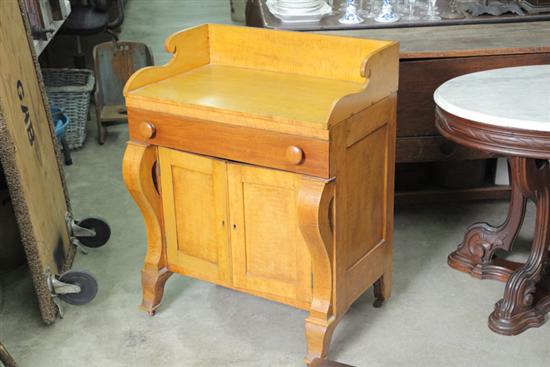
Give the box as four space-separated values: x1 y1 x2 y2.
397 52 550 137
128 108 330 178
396 136 496 163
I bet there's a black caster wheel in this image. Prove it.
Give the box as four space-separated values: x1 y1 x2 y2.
76 217 111 248
57 270 98 305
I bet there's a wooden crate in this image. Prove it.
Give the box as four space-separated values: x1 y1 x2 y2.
0 0 73 324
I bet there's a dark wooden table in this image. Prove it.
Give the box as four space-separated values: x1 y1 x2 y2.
246 8 550 203
246 0 550 31
326 22 550 204
435 65 550 335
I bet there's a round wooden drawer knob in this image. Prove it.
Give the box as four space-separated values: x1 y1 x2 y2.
139 121 156 139
286 146 304 165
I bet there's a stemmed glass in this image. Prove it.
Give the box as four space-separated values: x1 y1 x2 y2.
404 0 418 20
359 0 377 18
427 0 441 20
375 0 400 22
441 0 465 19
397 0 407 14
339 0 364 24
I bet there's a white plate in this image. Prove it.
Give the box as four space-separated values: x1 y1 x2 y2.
276 5 325 14
278 1 321 7
270 0 323 9
267 1 332 22
278 0 320 4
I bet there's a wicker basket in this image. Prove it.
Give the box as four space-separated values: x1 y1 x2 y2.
42 68 95 149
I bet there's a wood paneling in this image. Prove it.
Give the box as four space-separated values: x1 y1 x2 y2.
128 108 330 178
346 127 387 268
397 53 550 138
318 21 550 59
335 95 396 308
159 148 231 285
228 163 312 307
206 23 392 83
395 186 511 206
157 147 314 309
396 136 495 163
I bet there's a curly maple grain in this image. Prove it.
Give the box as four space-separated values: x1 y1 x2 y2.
298 177 338 364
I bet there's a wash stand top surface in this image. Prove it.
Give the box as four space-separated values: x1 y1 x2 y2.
124 23 399 138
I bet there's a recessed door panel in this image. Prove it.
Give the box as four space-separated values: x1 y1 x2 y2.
227 163 312 305
159 148 230 285
346 126 387 269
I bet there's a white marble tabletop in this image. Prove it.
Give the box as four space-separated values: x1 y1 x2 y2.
434 65 550 132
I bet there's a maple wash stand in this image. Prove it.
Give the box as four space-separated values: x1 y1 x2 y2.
122 24 398 363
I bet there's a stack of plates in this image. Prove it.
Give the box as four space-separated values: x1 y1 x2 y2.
267 0 332 22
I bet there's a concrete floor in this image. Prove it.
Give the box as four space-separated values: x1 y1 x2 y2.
2 1 550 366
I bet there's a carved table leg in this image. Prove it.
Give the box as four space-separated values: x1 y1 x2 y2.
123 142 173 316
298 177 341 365
448 158 527 281
489 158 550 335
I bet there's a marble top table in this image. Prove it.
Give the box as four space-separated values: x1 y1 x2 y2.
434 65 550 133
434 65 550 336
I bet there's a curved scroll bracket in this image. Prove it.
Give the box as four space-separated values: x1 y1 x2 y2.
123 24 210 95
298 177 335 318
122 142 172 315
327 43 399 125
298 176 337 363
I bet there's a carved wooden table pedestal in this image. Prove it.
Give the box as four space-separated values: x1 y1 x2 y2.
435 65 550 335
122 24 399 363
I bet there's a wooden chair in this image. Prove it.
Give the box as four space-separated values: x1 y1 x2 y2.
93 41 154 144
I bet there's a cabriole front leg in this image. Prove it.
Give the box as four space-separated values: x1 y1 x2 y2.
298 177 338 365
449 158 527 282
123 142 172 316
489 158 550 335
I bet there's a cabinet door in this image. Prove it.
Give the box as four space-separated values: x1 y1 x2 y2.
159 148 231 285
227 163 312 308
